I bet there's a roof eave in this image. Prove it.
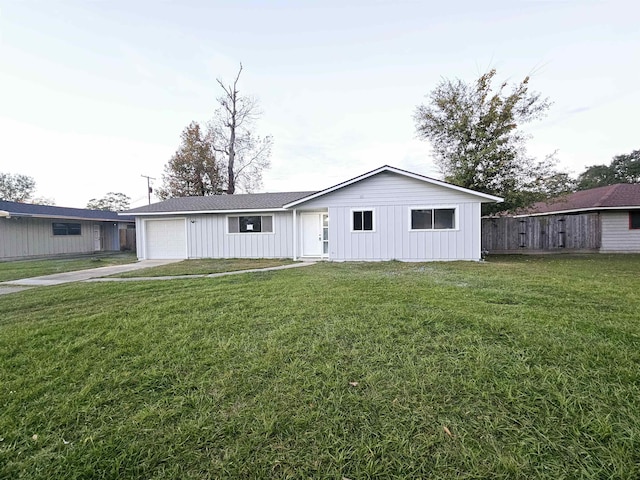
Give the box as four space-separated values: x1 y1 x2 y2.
514 205 640 217
123 207 289 216
4 212 131 222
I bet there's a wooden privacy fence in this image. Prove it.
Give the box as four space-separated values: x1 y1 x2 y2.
482 213 601 253
119 229 136 252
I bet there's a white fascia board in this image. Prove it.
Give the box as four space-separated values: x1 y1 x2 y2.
514 206 640 218
282 165 503 208
124 207 289 217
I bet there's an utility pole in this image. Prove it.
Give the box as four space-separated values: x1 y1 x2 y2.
141 174 155 205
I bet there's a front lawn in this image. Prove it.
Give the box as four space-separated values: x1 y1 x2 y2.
0 253 138 282
1 255 639 478
112 258 296 278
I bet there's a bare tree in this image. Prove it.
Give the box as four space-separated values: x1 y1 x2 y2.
212 64 272 194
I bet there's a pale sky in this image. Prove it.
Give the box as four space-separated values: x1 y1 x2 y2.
1 0 638 208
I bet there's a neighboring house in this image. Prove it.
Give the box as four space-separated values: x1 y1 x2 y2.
482 183 640 254
124 165 502 262
519 184 640 253
0 201 135 260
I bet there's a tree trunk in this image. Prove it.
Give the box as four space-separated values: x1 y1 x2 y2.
227 124 235 194
226 80 238 194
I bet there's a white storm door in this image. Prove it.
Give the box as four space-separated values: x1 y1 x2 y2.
301 213 323 257
145 219 187 259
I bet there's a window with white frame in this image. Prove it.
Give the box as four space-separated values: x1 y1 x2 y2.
352 210 374 231
228 215 273 233
630 211 640 230
410 208 456 230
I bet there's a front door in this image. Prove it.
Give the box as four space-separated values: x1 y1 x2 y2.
301 213 328 257
93 224 102 251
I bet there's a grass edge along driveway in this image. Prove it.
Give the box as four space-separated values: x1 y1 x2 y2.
1 255 640 479
110 257 297 277
0 253 137 282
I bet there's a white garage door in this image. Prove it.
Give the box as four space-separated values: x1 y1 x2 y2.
145 219 187 259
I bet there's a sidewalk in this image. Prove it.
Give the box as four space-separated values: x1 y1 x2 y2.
88 261 316 282
1 259 182 288
0 260 316 295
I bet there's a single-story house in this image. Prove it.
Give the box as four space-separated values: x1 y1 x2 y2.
506 183 640 253
0 201 135 260
124 165 502 262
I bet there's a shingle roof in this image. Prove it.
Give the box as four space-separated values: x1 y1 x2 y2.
125 191 317 214
0 200 135 222
522 184 640 215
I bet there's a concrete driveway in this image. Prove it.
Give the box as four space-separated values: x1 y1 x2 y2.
0 259 182 291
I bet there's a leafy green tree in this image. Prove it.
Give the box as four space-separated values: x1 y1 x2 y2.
414 69 569 214
611 149 640 184
537 172 577 197
0 173 36 202
86 192 131 211
576 149 640 190
30 197 56 206
576 164 616 190
158 122 223 199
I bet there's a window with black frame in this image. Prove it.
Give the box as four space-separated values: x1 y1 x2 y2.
52 222 81 236
228 215 273 233
410 208 456 230
352 210 373 231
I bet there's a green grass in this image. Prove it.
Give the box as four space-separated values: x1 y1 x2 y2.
1 255 640 479
0 253 138 282
113 257 296 278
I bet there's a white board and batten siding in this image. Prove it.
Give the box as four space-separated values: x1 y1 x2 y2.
187 211 294 259
298 171 484 261
600 211 640 253
138 212 294 260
